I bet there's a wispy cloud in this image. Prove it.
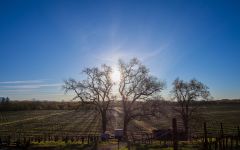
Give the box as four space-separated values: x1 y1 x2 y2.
0 80 65 101
0 89 34 92
0 80 45 84
0 83 62 89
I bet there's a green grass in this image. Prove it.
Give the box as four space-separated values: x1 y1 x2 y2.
30 141 93 149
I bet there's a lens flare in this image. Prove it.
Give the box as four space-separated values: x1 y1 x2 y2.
111 67 121 83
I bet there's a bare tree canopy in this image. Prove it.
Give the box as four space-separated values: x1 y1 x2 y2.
172 78 210 102
171 78 211 139
63 65 115 133
118 58 165 140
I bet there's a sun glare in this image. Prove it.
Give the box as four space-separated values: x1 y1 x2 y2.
111 67 121 83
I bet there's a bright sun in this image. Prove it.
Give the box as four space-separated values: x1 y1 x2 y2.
111 67 121 83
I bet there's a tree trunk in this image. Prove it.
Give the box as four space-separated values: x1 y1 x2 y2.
185 123 189 140
122 99 129 141
183 116 189 140
123 117 128 141
185 103 189 140
101 111 107 133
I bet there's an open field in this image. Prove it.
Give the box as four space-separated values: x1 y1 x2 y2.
0 102 240 149
1 102 240 136
0 110 101 138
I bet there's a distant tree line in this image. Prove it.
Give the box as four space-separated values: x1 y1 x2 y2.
0 99 238 112
0 97 10 104
0 100 92 111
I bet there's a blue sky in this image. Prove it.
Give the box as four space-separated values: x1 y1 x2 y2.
0 0 240 100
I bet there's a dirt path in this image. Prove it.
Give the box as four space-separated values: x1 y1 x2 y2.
98 141 127 150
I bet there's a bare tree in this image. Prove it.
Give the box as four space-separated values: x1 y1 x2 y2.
171 78 210 139
118 58 165 140
63 65 114 133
